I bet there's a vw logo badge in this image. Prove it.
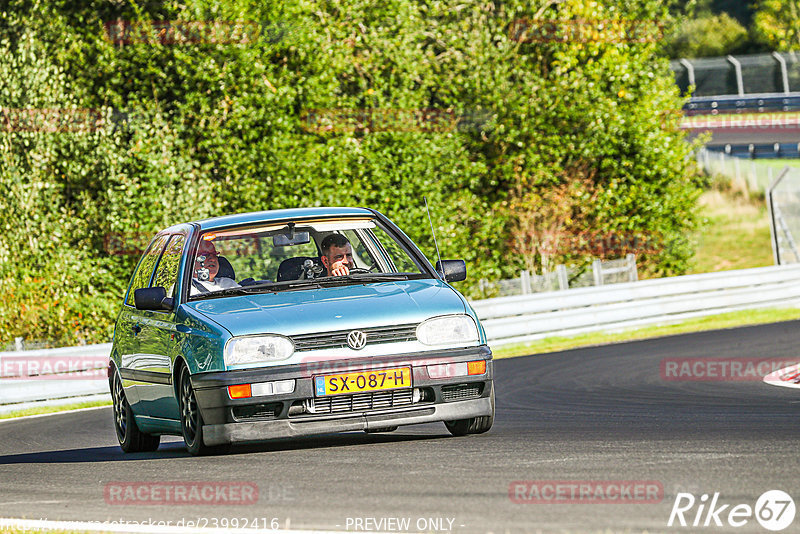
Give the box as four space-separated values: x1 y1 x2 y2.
347 330 367 350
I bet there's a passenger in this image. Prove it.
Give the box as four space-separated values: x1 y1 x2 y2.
320 234 355 277
191 239 239 294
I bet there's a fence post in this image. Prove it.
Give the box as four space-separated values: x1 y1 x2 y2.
592 260 603 286
520 270 530 295
626 253 638 282
772 51 790 95
556 264 568 290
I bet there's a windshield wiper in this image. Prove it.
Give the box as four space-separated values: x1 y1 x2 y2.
190 274 410 299
314 273 409 285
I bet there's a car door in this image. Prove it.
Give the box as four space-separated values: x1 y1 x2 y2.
117 233 170 414
135 233 186 422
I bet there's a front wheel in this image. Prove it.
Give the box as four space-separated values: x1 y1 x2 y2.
444 382 494 437
178 366 228 456
111 371 160 453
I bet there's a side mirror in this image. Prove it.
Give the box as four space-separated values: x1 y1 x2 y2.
134 287 174 311
436 260 467 283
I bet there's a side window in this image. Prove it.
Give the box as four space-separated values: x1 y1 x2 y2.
341 229 375 269
124 234 169 306
372 227 421 273
152 234 185 298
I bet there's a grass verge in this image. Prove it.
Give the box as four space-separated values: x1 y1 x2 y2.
0 399 111 420
492 307 800 358
688 189 773 273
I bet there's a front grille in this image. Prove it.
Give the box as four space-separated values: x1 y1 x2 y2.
291 324 418 351
441 383 483 401
309 389 414 414
232 403 282 422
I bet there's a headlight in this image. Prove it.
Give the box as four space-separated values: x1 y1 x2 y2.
416 315 479 346
224 335 294 366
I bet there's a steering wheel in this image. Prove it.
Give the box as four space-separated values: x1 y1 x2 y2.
348 267 372 274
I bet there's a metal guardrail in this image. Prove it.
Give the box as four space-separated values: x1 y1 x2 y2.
0 343 111 405
671 52 800 98
472 264 800 346
682 92 800 115
3 265 800 406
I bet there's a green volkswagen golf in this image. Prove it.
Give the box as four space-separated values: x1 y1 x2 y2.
109 207 494 455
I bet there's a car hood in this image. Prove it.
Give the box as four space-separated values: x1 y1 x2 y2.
182 279 467 337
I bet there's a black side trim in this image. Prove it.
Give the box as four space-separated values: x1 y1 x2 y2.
119 368 172 385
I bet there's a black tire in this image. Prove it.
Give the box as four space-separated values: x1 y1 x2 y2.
178 366 228 456
444 382 495 437
111 371 160 453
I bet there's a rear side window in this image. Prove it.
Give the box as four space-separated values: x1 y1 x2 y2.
125 234 169 306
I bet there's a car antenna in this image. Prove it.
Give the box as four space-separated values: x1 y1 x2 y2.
424 196 444 277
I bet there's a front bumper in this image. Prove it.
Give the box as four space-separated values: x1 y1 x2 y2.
191 345 493 446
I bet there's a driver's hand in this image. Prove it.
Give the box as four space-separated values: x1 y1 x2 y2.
331 265 350 276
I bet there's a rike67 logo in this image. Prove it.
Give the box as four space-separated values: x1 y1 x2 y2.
668 490 795 531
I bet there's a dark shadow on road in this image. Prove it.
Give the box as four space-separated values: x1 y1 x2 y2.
226 429 452 456
0 430 453 464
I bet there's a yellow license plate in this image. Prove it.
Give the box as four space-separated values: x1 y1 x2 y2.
314 367 412 397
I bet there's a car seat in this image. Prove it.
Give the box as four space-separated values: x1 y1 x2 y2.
217 256 236 280
277 256 323 282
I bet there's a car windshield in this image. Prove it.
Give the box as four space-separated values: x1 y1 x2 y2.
186 217 431 299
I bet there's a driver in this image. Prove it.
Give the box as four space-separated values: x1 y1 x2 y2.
320 234 355 277
191 239 240 294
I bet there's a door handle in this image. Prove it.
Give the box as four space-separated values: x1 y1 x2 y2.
131 324 142 334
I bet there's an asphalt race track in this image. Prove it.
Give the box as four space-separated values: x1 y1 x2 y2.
1 321 800 533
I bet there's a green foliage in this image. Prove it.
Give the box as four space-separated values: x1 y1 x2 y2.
1 0 700 346
663 12 749 58
751 0 800 51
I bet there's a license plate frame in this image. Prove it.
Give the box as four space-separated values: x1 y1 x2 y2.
314 367 412 397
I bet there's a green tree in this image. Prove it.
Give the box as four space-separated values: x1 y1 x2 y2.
1 0 701 345
752 0 800 51
663 12 749 58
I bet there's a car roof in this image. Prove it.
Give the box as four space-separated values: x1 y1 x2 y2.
163 207 374 232
188 207 374 231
